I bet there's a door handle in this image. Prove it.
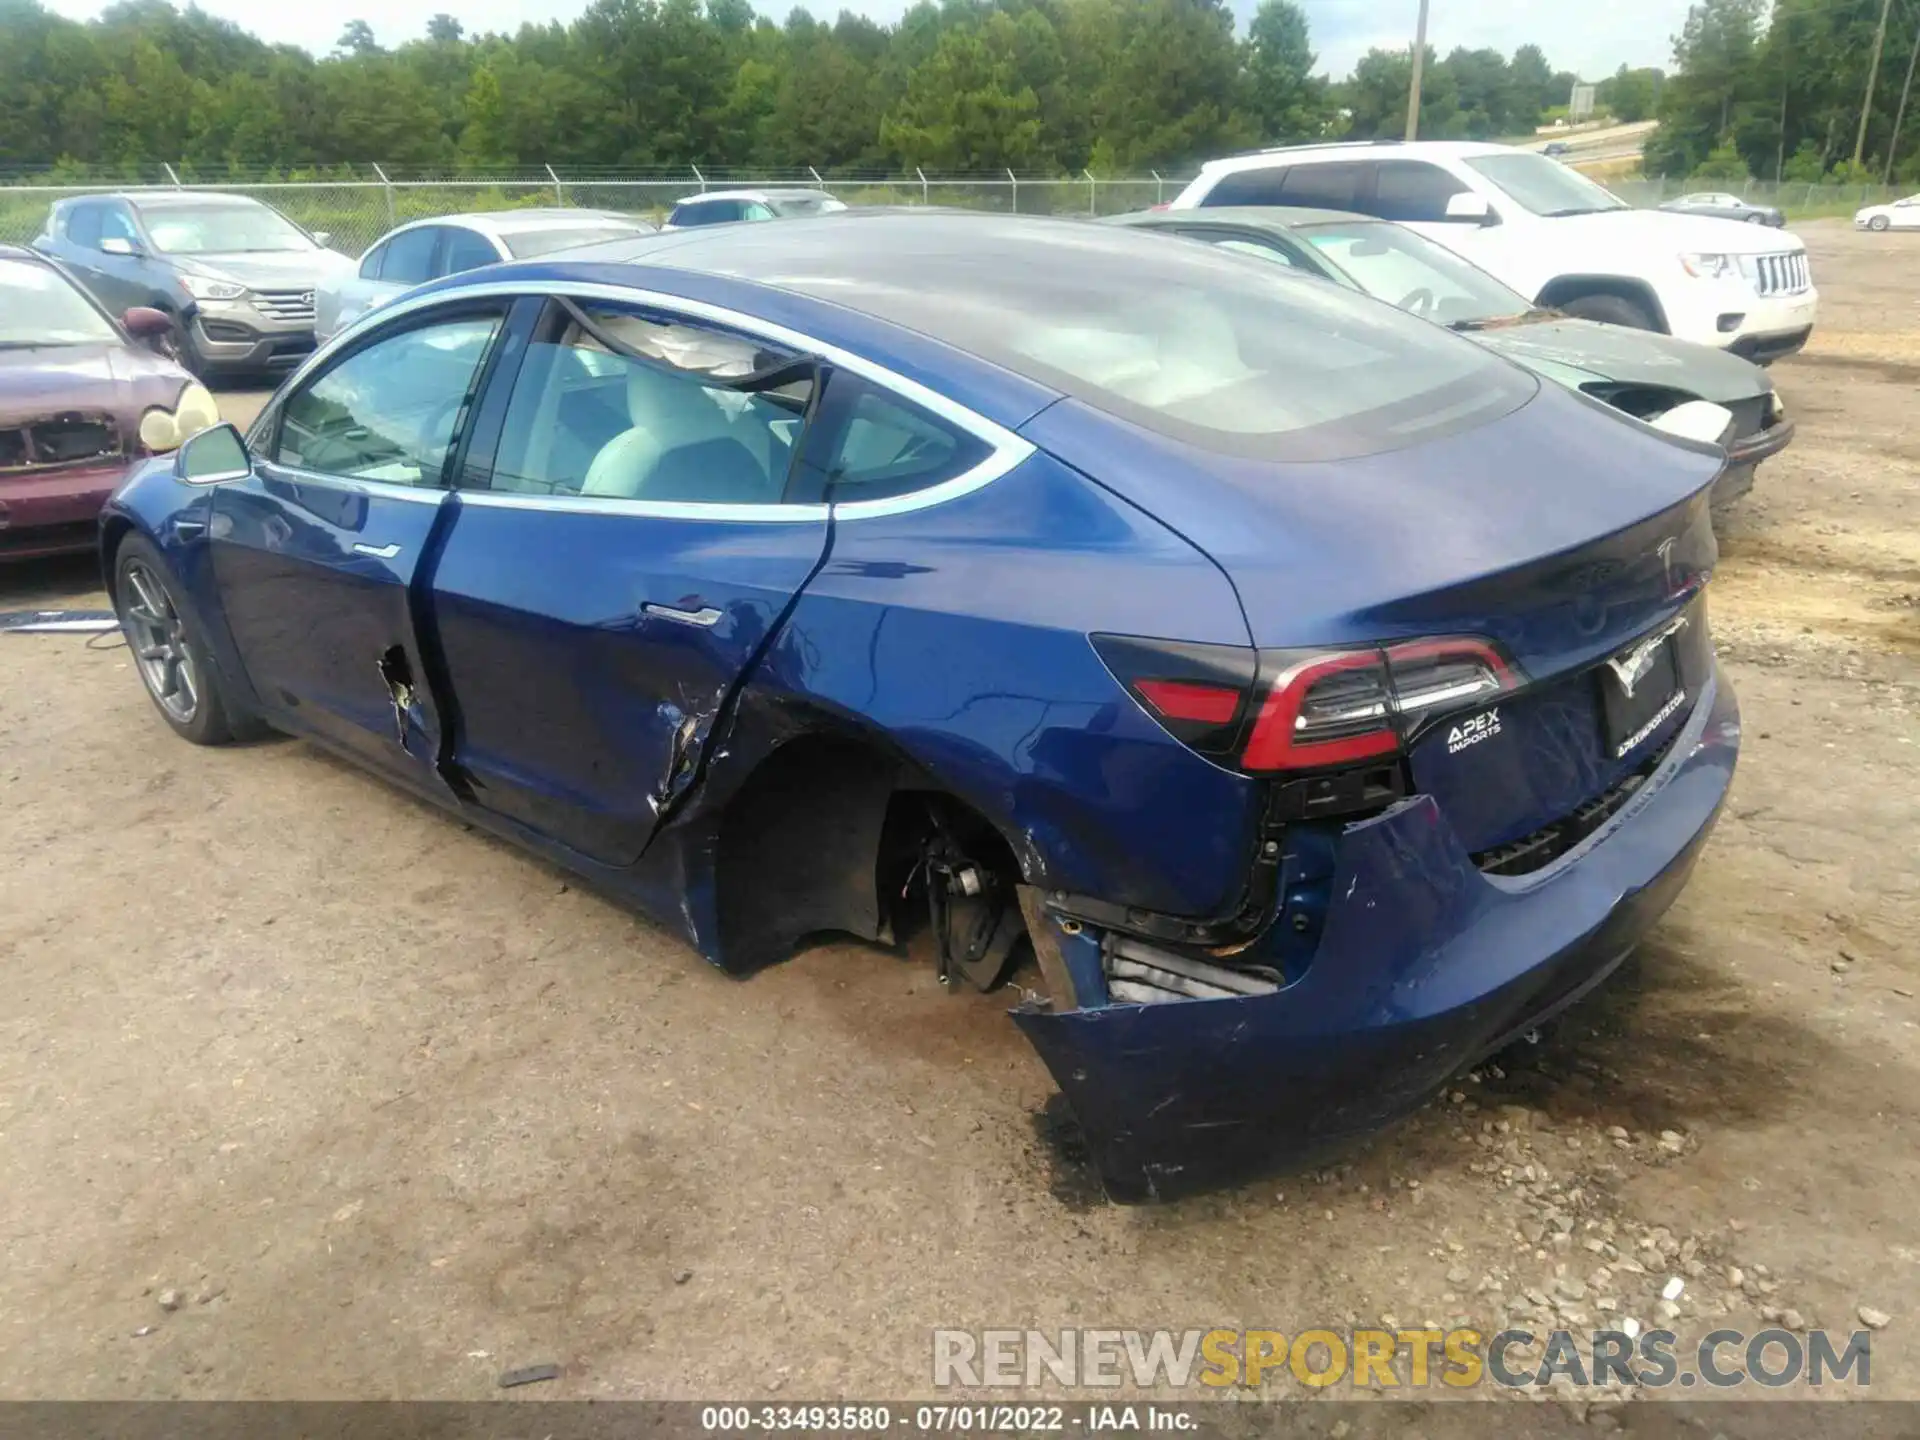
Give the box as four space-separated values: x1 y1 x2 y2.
352 541 403 559
641 602 722 628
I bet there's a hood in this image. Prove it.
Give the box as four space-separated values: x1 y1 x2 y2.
175 248 357 290
0 342 192 430
1550 206 1804 255
1468 316 1771 403
1021 377 1723 671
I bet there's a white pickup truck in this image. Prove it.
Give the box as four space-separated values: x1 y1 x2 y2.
1169 140 1817 363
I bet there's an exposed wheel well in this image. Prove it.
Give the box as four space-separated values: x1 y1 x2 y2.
708 729 1027 978
1534 275 1671 333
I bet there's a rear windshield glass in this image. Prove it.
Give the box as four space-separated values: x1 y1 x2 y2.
503 225 648 259
738 222 1529 460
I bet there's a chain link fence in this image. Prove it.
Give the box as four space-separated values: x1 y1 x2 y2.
0 168 1193 254
3 166 1908 254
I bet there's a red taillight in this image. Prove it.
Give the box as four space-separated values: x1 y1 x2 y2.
1095 632 1518 774
1241 637 1517 774
1134 679 1242 725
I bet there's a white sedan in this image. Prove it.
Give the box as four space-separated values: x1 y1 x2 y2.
316 209 654 342
1854 194 1920 231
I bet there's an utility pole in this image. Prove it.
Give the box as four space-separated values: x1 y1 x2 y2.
1855 0 1895 167
1405 0 1430 141
1887 13 1920 182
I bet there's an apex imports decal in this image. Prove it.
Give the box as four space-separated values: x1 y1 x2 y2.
1446 708 1501 755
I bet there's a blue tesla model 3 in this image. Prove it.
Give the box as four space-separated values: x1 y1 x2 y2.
102 212 1739 1201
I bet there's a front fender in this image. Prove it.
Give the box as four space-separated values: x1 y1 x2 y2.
101 461 261 718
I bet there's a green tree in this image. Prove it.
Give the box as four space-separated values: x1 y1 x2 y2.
1242 0 1328 143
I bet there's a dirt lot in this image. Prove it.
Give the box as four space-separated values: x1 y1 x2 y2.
1 221 1916 1406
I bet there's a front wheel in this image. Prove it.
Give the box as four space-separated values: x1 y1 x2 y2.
1869 215 1891 232
1554 292 1658 331
113 535 244 745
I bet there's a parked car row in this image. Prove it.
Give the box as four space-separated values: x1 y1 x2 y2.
89 174 1762 1198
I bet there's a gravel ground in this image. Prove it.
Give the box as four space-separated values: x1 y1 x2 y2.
0 221 1915 1406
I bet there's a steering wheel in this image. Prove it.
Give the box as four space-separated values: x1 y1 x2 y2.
1398 287 1436 318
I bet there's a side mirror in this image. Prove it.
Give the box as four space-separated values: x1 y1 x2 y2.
122 305 173 339
313 231 332 248
100 236 142 257
175 422 252 484
1444 192 1498 226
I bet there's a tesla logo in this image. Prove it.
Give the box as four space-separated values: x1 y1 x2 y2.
1446 708 1502 754
1606 616 1687 698
1656 536 1678 590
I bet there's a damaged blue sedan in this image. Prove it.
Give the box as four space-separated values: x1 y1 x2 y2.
102 212 1739 1202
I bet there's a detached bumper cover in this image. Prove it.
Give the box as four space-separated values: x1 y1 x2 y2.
1015 667 1739 1203
1715 416 1795 506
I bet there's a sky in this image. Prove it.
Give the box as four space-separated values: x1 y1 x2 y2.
43 0 1688 81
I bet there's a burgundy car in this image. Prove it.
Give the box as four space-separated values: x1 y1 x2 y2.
1 245 213 560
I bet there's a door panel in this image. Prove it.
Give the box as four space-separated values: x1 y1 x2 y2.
210 307 506 784
431 503 828 861
212 476 450 779
429 296 829 864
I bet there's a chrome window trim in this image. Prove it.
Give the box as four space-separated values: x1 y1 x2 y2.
280 276 1036 522
460 489 827 523
260 461 449 504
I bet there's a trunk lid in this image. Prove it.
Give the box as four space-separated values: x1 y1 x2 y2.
1023 379 1725 859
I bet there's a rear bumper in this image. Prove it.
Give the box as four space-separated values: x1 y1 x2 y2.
0 460 131 559
1015 665 1739 1203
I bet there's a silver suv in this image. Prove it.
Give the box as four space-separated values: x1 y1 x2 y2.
35 192 355 380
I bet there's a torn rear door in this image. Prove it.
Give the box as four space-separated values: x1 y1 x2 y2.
426 295 830 867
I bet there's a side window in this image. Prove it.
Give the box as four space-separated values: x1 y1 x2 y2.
1275 162 1368 212
273 313 501 485
100 205 141 247
816 377 988 504
742 202 776 222
1201 167 1290 207
441 227 499 276
379 226 441 286
487 301 813 505
358 240 388 281
66 203 103 248
1370 161 1469 222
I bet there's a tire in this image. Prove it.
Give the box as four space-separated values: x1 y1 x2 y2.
1554 292 1659 331
1869 215 1890 231
112 534 245 745
1745 211 1767 223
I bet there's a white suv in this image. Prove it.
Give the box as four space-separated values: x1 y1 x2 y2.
1170 141 1817 362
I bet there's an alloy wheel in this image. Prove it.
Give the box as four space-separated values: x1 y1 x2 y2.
122 560 200 724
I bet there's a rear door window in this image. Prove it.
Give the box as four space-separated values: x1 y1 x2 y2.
441 227 500 275
1274 162 1369 211
486 301 813 504
1201 167 1290 207
65 203 103 248
379 226 442 285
